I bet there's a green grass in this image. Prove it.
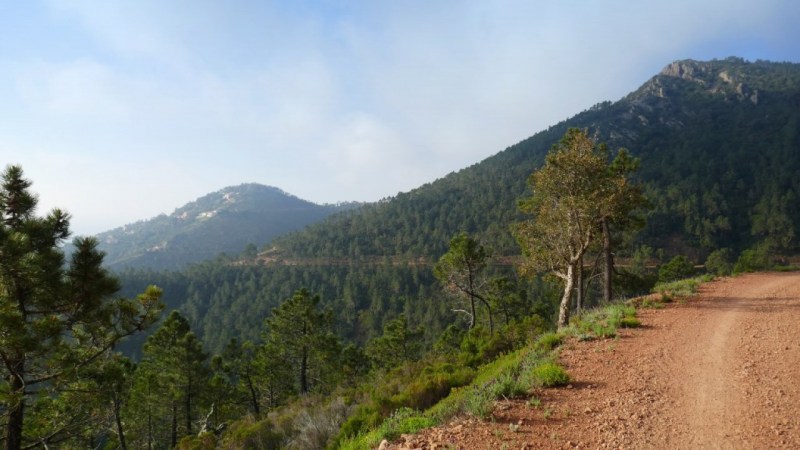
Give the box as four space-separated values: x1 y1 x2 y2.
566 303 638 339
524 361 570 387
619 316 641 328
652 274 713 298
338 408 436 450
534 332 562 352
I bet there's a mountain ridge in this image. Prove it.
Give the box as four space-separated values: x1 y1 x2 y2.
96 182 360 270
267 57 800 261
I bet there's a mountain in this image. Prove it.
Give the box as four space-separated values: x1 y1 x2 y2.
271 57 800 261
117 57 800 355
96 183 359 270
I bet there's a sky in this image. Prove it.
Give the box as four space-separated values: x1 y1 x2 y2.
1 0 799 236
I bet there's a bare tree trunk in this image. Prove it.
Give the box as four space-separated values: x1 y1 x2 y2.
185 387 192 436
602 217 613 303
113 392 128 450
171 403 178 448
246 377 260 417
558 264 576 328
475 295 494 335
576 254 584 313
468 295 477 329
5 359 25 450
147 408 153 450
300 345 308 394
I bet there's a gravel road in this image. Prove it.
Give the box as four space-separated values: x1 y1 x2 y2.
386 272 800 449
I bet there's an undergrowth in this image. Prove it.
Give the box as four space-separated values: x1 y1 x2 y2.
652 274 713 298
339 298 660 449
338 331 572 449
565 303 639 339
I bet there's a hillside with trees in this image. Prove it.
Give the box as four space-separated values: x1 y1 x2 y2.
271 57 800 260
110 58 800 359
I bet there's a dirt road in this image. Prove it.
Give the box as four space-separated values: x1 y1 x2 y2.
389 272 800 449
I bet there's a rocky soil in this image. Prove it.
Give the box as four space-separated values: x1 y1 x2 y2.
382 272 800 449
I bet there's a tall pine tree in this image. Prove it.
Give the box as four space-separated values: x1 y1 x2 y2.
0 165 162 450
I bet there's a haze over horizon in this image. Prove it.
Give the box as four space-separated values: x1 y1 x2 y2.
1 0 799 236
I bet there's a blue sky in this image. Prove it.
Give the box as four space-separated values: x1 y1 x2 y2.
1 0 799 235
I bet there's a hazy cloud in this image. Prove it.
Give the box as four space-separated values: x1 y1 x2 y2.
0 0 798 234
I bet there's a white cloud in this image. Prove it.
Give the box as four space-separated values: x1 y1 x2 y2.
1 0 798 234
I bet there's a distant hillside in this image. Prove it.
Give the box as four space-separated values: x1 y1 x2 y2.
96 183 359 270
271 57 800 260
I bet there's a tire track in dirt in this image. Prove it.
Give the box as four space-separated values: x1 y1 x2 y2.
663 274 800 449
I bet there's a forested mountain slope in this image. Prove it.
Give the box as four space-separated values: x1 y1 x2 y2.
271 57 800 260
95 183 359 270
117 57 800 356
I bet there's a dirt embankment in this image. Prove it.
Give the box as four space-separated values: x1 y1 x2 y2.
387 272 800 449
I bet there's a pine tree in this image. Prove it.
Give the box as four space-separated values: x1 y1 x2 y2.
213 338 262 417
129 311 209 448
0 165 163 450
365 314 423 369
263 289 339 394
434 232 493 332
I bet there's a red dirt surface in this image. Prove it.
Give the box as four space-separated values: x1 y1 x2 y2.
384 272 800 449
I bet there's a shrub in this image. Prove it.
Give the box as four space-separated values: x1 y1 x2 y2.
569 303 637 338
489 372 528 399
619 317 641 328
534 332 562 352
292 397 354 450
653 276 705 297
734 244 773 273
220 416 284 450
464 386 495 419
338 408 434 450
658 255 695 282
705 248 734 276
614 269 659 298
404 364 475 410
337 405 383 441
177 433 217 450
525 362 570 387
380 408 435 442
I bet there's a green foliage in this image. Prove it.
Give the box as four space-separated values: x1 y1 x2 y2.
463 386 496 419
458 316 547 367
652 275 711 297
515 128 637 328
568 303 638 339
619 317 642 328
704 248 734 276
220 415 285 450
403 364 476 410
534 332 563 352
366 314 424 369
658 255 695 282
0 165 163 449
338 408 435 450
524 362 571 388
733 243 774 273
263 288 341 395
434 232 493 331
127 311 211 447
614 268 659 298
177 432 218 450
